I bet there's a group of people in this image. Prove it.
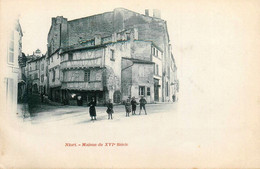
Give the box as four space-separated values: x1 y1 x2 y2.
124 96 147 117
88 96 148 120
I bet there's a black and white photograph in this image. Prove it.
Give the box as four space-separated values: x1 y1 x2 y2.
0 0 259 168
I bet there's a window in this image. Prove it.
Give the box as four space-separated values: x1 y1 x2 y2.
41 64 44 71
52 70 55 82
36 63 38 70
34 73 38 79
154 64 159 75
126 33 130 40
147 87 150 96
166 82 169 96
156 50 158 57
63 72 65 82
56 68 60 80
30 67 32 71
113 91 121 103
139 86 145 96
51 56 53 62
68 53 73 61
153 48 155 56
41 75 44 82
8 31 14 63
5 78 14 103
110 49 115 61
84 70 90 82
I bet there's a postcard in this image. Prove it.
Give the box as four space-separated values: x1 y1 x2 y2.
0 0 259 168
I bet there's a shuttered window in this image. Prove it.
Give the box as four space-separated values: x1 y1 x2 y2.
84 70 90 82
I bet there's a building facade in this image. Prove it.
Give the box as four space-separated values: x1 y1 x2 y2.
47 8 178 104
25 49 46 94
1 19 23 114
39 54 48 95
17 52 27 102
47 51 61 102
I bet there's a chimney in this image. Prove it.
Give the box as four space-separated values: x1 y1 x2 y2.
112 33 117 42
94 34 101 45
51 17 56 25
133 28 138 40
145 9 149 16
153 9 161 19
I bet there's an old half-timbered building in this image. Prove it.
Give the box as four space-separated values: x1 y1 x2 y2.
47 8 178 104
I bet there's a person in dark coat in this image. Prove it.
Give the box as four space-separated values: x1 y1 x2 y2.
139 96 147 115
125 98 131 117
131 97 137 115
77 95 83 106
88 97 96 120
106 99 114 120
172 94 176 102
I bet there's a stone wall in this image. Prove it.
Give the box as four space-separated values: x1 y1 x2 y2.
121 58 133 100
68 12 114 46
131 63 154 103
47 16 68 56
131 40 152 61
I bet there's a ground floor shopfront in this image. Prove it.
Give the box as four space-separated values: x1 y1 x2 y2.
49 87 124 106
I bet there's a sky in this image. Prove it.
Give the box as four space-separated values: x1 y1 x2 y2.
3 0 179 55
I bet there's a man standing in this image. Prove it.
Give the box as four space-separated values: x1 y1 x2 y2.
139 96 147 115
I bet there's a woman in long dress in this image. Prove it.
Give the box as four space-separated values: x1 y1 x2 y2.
88 97 96 120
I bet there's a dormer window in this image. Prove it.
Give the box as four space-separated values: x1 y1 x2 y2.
68 53 73 61
110 49 115 61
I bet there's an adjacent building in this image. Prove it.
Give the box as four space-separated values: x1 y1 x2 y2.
46 8 178 104
1 19 23 114
39 54 48 95
17 52 27 102
25 49 46 94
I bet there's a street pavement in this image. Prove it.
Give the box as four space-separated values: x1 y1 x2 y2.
20 101 176 126
11 94 259 168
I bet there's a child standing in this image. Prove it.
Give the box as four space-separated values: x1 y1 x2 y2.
125 98 131 117
106 99 114 120
131 97 137 115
